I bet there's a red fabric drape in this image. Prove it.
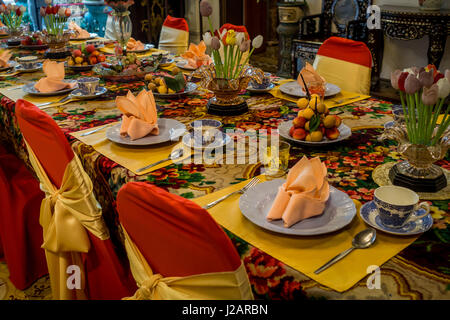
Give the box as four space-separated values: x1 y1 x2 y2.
317 36 373 68
117 182 241 277
15 99 136 299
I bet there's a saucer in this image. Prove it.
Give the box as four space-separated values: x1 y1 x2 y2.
384 121 395 129
15 62 43 73
69 86 107 100
247 83 275 93
360 201 433 236
182 130 231 150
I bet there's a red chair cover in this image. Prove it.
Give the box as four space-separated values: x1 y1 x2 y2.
218 23 250 40
316 36 372 68
117 182 242 277
0 147 47 290
15 99 136 299
162 15 189 32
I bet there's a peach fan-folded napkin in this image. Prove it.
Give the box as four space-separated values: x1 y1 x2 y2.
127 38 145 51
0 49 12 67
181 41 212 68
297 62 326 91
267 156 330 227
69 21 90 38
116 89 159 140
34 60 76 93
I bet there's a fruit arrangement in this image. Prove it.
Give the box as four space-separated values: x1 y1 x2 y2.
21 33 44 46
67 44 106 67
144 67 185 94
288 94 342 142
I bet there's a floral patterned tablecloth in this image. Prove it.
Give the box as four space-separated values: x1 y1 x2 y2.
0 67 449 300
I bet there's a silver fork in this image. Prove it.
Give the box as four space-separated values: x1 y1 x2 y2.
37 95 71 108
203 177 260 210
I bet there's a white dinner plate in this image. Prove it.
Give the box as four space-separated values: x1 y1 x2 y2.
239 179 356 236
279 81 341 98
106 118 186 146
176 60 196 70
0 60 17 72
23 80 78 96
278 120 352 146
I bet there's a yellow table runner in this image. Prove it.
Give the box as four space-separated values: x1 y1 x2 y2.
0 86 76 108
270 80 370 108
70 124 192 175
192 176 419 292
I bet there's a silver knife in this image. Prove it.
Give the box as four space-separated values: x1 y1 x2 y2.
80 123 116 137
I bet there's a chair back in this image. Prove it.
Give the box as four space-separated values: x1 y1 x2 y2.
158 15 189 55
117 182 242 277
313 36 372 94
15 99 136 299
15 99 73 188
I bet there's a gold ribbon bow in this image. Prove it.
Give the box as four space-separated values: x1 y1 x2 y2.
25 141 109 300
122 226 254 300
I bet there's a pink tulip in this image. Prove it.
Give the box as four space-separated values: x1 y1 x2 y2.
240 39 250 52
404 73 422 94
418 70 434 88
210 36 221 50
446 69 450 82
390 69 401 90
422 84 439 106
200 0 213 17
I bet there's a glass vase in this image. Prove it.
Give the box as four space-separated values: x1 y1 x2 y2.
111 10 132 55
380 123 449 192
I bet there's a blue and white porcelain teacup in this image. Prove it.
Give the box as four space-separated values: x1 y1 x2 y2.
189 119 222 145
16 56 38 69
373 186 430 228
78 77 100 95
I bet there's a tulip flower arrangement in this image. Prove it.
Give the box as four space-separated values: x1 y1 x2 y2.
104 0 135 13
391 65 450 146
0 3 26 32
200 0 263 79
40 0 71 36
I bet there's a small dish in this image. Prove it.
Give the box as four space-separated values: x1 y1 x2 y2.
182 130 231 151
247 83 275 93
69 86 107 100
360 201 433 236
15 62 43 73
153 82 198 99
176 60 196 70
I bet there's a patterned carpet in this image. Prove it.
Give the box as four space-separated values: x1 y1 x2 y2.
0 261 51 300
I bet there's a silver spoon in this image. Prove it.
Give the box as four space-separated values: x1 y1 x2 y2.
314 228 376 274
135 148 184 173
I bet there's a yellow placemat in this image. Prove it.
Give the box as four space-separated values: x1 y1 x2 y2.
99 46 168 58
0 86 75 108
70 123 192 175
270 80 370 108
193 176 419 292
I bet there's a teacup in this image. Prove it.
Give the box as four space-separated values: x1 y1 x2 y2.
16 56 38 69
373 186 430 228
250 72 272 89
189 119 222 145
78 77 100 95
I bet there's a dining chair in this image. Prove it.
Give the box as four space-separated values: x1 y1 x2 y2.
0 144 47 290
116 182 253 299
312 36 373 95
15 99 137 300
158 15 189 55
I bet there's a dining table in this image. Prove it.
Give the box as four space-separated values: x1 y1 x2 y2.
0 42 449 300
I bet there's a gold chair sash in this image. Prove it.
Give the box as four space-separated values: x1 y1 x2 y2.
122 226 254 300
25 141 109 300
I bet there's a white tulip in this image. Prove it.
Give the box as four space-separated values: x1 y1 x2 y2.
45 0 52 5
236 32 245 46
436 77 450 98
252 35 263 49
58 7 65 17
218 28 227 39
203 32 212 46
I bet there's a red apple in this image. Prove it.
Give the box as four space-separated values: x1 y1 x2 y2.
72 49 82 57
289 126 295 137
325 127 340 140
293 116 307 128
319 123 326 135
292 128 307 140
334 115 342 127
86 44 96 54
88 56 98 65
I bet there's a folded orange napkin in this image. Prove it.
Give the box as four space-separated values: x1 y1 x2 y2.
116 89 159 140
127 38 145 51
297 62 326 92
34 60 75 93
0 49 11 68
181 41 212 68
267 156 330 227
69 21 90 39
